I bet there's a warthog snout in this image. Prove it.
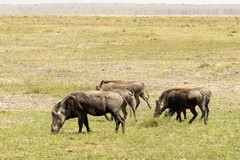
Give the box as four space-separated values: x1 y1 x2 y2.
51 125 60 134
154 100 162 118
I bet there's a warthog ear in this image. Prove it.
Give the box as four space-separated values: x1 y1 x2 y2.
52 110 60 117
156 100 160 106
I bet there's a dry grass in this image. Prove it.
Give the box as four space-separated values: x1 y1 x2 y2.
0 15 239 159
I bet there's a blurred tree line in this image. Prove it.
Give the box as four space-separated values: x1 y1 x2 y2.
0 3 239 15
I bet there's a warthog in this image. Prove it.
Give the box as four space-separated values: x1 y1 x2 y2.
164 88 212 120
51 90 135 134
96 80 151 110
154 87 211 124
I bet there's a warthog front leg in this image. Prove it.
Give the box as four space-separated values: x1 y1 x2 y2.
176 108 183 122
177 109 187 120
182 109 187 119
78 113 85 133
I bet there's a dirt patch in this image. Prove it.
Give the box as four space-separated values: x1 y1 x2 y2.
0 93 59 110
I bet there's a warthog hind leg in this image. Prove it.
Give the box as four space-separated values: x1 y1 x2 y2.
189 107 198 124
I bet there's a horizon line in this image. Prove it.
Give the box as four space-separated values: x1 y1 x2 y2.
0 2 240 5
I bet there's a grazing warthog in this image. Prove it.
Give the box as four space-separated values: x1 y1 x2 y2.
154 87 211 124
96 80 151 110
51 90 135 134
164 88 211 120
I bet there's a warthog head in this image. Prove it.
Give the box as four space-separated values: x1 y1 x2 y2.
154 98 166 118
51 95 79 134
154 100 161 117
154 92 168 118
51 97 75 134
51 102 67 134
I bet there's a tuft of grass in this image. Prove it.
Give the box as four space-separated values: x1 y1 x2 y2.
141 118 159 128
197 63 211 69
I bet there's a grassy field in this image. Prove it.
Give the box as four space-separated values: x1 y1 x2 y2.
0 15 239 159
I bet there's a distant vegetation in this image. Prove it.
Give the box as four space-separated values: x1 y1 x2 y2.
0 3 240 15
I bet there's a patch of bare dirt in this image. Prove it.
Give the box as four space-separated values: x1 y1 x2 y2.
0 93 59 110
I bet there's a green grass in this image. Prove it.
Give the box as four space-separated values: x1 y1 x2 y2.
0 81 93 96
0 109 239 159
0 15 240 159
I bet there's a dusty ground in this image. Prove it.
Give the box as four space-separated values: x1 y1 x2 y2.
0 16 239 111
0 65 239 111
0 93 58 109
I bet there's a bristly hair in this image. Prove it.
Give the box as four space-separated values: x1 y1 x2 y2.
101 80 135 84
164 87 204 93
70 92 105 108
159 87 205 99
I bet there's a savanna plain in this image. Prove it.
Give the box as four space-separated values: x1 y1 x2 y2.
0 15 239 159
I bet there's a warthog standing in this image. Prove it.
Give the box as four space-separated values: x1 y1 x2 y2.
96 80 151 110
165 87 211 121
154 87 211 124
51 90 135 134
